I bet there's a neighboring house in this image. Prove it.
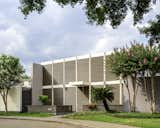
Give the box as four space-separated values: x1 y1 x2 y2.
32 52 123 112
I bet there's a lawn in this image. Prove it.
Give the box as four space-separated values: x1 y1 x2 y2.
64 111 160 128
0 112 53 117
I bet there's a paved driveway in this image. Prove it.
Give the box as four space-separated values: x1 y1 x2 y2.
0 119 83 128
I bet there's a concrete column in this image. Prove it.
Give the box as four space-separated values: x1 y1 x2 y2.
51 61 54 106
63 59 66 105
75 56 78 112
103 52 106 87
75 86 78 112
75 56 78 82
89 54 92 104
32 63 43 105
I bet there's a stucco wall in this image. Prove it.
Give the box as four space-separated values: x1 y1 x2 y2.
77 87 89 112
91 56 104 82
54 88 63 105
65 87 76 112
32 63 43 105
0 86 22 112
43 64 52 85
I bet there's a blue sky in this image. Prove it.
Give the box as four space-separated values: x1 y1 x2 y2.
0 1 160 75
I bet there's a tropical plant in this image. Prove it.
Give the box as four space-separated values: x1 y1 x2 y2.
92 87 114 112
0 54 24 112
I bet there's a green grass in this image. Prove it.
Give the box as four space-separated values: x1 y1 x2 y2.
64 111 160 128
0 112 53 117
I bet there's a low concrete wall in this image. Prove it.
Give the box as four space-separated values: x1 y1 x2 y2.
83 105 124 112
27 105 55 113
27 105 72 115
55 105 72 115
0 86 22 112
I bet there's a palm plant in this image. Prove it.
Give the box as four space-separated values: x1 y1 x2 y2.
92 87 114 112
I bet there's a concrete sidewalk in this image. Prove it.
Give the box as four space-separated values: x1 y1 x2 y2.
0 116 138 128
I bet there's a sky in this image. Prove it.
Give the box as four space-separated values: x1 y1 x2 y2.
0 1 160 75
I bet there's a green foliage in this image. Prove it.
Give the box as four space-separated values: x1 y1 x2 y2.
140 15 160 45
92 87 114 102
108 42 160 77
0 54 24 112
19 0 157 28
19 0 46 16
0 55 24 89
39 95 49 105
65 112 160 128
22 74 31 81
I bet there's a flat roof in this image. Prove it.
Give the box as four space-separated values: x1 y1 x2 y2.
41 51 112 65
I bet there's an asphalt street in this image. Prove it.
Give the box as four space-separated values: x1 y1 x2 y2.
0 119 84 128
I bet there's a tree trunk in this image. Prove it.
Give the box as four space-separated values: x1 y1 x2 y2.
131 75 137 112
4 99 8 112
126 84 132 112
151 75 156 113
103 99 110 111
5 90 8 112
124 78 132 112
0 89 9 112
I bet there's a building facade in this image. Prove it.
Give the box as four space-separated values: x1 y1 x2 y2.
32 52 123 112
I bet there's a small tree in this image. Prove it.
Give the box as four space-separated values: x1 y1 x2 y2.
92 87 114 112
139 45 160 113
107 47 133 111
108 42 160 113
0 55 24 112
107 43 145 112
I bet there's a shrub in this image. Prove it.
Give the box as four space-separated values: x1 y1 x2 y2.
38 95 48 105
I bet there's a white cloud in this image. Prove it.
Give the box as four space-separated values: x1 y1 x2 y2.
92 5 160 53
0 0 160 76
0 24 27 54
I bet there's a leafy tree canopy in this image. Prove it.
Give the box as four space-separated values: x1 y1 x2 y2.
0 55 24 89
140 15 160 45
19 0 157 28
108 42 160 77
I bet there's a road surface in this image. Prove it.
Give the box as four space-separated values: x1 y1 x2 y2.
0 119 84 128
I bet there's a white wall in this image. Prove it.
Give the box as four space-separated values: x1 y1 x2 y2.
0 86 22 112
